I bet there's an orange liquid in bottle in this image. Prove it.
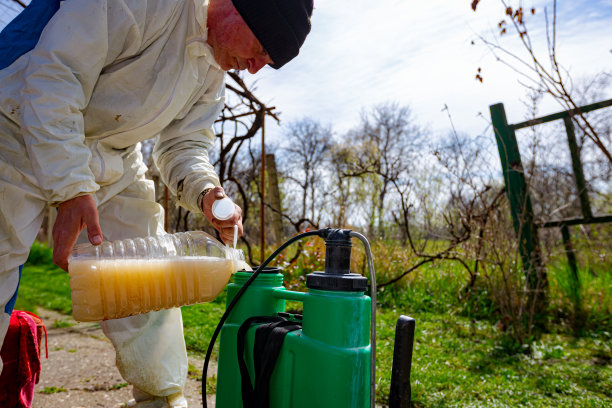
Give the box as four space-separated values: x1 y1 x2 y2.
68 256 237 322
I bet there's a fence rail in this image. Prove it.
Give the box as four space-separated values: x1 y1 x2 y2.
490 98 612 287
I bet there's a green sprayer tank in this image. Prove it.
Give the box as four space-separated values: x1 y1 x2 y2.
216 229 370 408
214 228 415 408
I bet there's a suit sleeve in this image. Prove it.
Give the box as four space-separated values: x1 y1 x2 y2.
19 0 144 205
152 72 226 214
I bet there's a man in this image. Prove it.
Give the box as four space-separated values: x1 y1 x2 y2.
0 0 313 406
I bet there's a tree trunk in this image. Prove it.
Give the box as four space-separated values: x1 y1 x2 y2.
266 153 284 245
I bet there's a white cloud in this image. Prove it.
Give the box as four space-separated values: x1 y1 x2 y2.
247 0 612 145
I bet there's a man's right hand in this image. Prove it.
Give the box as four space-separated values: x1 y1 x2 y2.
52 195 103 271
200 186 244 244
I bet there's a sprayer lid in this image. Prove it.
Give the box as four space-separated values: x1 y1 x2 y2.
306 271 368 292
212 197 235 220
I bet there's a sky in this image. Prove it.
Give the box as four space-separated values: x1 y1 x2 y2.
244 0 612 145
1 0 611 147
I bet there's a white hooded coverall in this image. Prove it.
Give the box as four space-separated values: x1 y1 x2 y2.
0 0 225 397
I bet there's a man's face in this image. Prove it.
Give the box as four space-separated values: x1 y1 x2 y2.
207 2 273 74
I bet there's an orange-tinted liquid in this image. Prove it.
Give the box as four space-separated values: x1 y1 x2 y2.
68 256 238 322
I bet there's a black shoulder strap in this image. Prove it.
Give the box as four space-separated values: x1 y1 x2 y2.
237 315 302 408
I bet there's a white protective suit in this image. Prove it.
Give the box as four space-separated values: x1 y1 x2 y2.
0 0 225 398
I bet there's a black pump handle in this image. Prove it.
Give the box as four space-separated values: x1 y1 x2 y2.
389 315 415 408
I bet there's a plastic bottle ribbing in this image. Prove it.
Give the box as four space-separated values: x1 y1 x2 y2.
67 231 249 322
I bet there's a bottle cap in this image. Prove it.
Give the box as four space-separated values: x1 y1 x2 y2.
212 197 235 220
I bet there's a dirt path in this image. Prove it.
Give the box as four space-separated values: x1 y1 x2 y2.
32 309 216 408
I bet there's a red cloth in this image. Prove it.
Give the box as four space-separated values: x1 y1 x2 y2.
0 310 47 408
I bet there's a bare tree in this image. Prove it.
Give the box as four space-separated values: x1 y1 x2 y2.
327 144 358 227
471 0 612 162
378 122 551 347
381 127 505 287
343 102 427 239
280 118 332 231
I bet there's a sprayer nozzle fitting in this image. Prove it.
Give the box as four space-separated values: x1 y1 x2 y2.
315 228 332 239
315 228 353 245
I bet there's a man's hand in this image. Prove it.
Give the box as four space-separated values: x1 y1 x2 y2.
52 195 103 271
201 187 244 244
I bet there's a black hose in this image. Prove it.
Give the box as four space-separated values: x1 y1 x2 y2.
202 229 325 407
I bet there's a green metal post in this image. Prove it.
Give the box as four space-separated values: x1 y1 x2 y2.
490 103 546 299
563 116 593 219
560 224 579 283
560 224 584 334
489 98 612 323
560 115 591 278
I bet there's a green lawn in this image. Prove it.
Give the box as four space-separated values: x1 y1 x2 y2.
383 310 611 407
14 247 612 407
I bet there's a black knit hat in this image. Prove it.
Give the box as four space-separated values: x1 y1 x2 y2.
232 0 314 69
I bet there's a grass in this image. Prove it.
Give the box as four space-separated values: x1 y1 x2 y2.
181 294 226 354
14 241 72 314
548 262 612 335
14 241 612 407
53 318 75 328
14 263 72 315
376 309 611 407
39 386 66 394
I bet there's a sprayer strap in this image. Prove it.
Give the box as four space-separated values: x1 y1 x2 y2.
237 316 302 408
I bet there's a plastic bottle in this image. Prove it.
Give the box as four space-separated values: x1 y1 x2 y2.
67 231 250 322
